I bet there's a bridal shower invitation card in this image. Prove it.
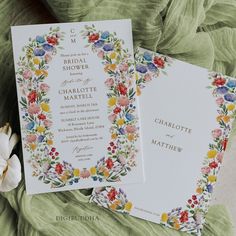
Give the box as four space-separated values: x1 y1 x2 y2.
11 20 144 194
91 48 236 235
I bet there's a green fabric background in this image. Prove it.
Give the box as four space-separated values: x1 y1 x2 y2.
0 0 235 235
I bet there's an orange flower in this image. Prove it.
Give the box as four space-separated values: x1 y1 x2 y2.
109 203 117 211
104 64 116 72
223 116 230 123
127 134 135 141
47 139 53 145
111 133 118 139
196 187 203 194
136 86 141 96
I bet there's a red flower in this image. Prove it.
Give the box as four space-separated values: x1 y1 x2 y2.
212 77 226 87
38 113 46 120
106 158 114 169
187 199 192 204
153 56 165 68
222 138 228 151
88 33 99 43
113 107 121 114
209 161 218 169
192 195 197 200
47 36 58 45
107 188 117 201
117 83 127 95
55 163 63 174
27 91 37 103
180 211 189 223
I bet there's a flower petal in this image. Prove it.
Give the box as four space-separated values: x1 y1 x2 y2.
0 158 7 185
0 133 10 160
0 154 21 192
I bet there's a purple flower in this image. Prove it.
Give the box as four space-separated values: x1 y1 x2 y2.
101 31 110 39
224 93 236 102
207 184 213 193
94 40 105 48
147 63 157 72
42 44 54 51
226 80 236 88
143 51 152 61
37 135 44 143
103 44 114 51
36 36 45 44
136 64 147 74
33 48 45 56
119 128 126 135
125 113 134 121
216 86 228 94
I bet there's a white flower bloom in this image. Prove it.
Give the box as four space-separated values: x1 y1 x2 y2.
0 123 21 192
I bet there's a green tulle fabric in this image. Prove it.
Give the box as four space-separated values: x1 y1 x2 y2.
0 0 235 235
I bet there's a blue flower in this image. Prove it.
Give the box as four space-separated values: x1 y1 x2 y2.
125 113 134 121
94 40 105 48
147 62 157 72
99 178 103 182
119 128 126 135
103 44 114 51
216 86 228 95
33 48 45 56
26 121 35 130
42 44 54 51
36 35 45 44
101 31 110 39
136 64 147 74
224 93 236 102
226 80 236 88
207 184 213 193
93 176 98 181
143 51 152 61
37 135 44 143
74 178 79 183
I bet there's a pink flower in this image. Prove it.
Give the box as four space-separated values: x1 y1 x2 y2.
97 50 104 59
43 119 53 128
144 73 152 82
23 70 32 80
28 103 40 115
216 97 224 106
26 134 37 143
108 114 117 123
216 152 223 163
201 166 211 175
105 78 114 88
212 129 222 138
119 63 129 72
40 83 50 93
118 96 129 107
45 54 52 63
125 125 136 133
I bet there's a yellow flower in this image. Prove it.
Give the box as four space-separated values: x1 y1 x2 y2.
136 86 141 96
111 133 118 139
161 213 168 223
117 119 125 126
33 57 40 65
227 104 235 111
174 222 180 230
110 52 116 59
37 126 46 133
90 167 97 175
60 174 68 182
109 203 117 211
41 102 50 112
73 169 80 177
47 139 53 145
104 64 116 72
208 175 217 183
29 143 37 151
104 170 110 178
124 202 133 212
135 72 139 80
223 116 230 123
35 69 43 76
196 187 203 194
207 150 217 159
127 134 134 141
216 115 224 122
108 97 117 107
